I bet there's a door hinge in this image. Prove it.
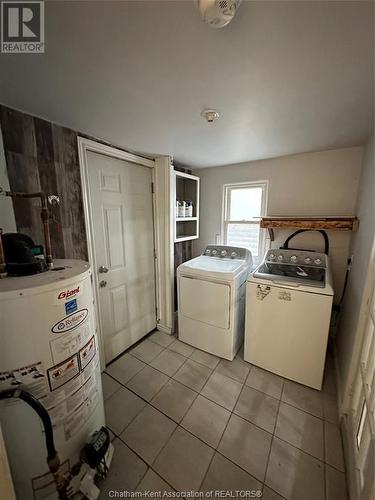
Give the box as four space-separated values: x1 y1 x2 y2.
154 249 157 260
151 182 155 194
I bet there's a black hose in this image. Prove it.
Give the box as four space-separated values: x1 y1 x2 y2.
282 229 330 255
0 388 57 461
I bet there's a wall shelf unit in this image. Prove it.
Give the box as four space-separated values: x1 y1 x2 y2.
174 170 200 242
260 216 359 241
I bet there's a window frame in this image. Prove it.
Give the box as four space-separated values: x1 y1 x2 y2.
222 180 268 264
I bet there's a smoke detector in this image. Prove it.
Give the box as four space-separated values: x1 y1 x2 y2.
197 0 242 29
201 109 220 123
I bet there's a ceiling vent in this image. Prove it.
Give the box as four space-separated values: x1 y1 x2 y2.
197 0 242 29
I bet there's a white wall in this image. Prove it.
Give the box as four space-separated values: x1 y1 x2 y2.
0 125 16 233
336 134 375 396
193 146 363 299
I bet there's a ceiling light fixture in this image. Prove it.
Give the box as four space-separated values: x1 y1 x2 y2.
197 0 242 29
201 109 220 123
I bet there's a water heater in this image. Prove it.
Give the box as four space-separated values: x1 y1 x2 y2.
0 260 105 499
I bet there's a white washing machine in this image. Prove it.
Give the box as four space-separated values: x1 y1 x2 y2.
244 249 334 390
177 245 253 360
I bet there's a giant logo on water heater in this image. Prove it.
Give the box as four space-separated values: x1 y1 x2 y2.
51 308 88 334
57 286 80 300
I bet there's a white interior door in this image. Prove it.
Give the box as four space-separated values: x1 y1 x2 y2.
87 151 156 364
345 240 375 500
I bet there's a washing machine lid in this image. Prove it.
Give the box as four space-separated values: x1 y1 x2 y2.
178 255 247 280
248 249 334 296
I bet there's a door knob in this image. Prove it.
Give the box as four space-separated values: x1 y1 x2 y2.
98 265 109 273
99 280 107 288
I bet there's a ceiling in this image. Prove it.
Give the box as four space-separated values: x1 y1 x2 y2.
0 0 373 168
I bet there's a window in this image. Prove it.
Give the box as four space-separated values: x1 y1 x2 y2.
223 181 268 264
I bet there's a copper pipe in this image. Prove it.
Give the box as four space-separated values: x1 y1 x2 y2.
0 190 53 268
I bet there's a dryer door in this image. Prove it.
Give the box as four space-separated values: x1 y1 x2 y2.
179 276 230 329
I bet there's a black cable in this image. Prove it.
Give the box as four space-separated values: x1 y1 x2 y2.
338 267 350 306
333 259 352 312
282 229 330 255
0 388 57 461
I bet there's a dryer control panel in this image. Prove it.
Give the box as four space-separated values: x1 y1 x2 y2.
203 245 250 260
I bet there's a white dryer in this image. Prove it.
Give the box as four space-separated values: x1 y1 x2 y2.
177 245 253 360
244 248 334 390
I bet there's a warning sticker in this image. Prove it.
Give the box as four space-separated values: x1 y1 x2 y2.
47 354 80 391
81 353 99 383
40 373 82 410
48 372 97 427
39 353 99 415
0 362 48 399
79 336 96 370
50 321 92 364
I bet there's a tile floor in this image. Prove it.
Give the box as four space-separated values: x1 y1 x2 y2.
99 331 347 500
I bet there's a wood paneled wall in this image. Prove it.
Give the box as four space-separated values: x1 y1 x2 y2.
0 106 87 259
0 105 193 306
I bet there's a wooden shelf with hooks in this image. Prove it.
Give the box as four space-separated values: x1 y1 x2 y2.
260 216 359 241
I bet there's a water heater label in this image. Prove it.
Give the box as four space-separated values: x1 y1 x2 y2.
0 362 48 399
79 336 96 370
55 284 81 303
48 371 97 427
50 321 92 364
47 354 80 391
64 387 99 440
65 298 78 315
51 308 88 334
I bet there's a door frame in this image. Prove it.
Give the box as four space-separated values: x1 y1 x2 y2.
78 137 160 370
341 236 375 500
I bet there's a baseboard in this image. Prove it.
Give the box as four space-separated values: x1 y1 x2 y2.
174 311 179 335
157 323 173 335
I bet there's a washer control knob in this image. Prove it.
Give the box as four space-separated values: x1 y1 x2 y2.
221 250 227 257
206 249 211 255
269 253 276 260
231 251 237 258
290 255 298 263
277 255 284 261
314 258 322 265
304 257 312 264
212 249 218 255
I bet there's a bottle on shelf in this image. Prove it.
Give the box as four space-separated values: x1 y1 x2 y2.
177 201 186 218
185 201 193 217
